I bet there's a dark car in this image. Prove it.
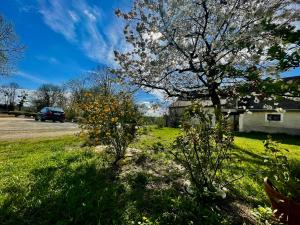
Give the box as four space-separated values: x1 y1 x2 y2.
35 107 65 122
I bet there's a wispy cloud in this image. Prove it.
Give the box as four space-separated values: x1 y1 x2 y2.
37 0 127 66
15 71 48 84
36 56 59 64
39 0 78 42
19 5 37 13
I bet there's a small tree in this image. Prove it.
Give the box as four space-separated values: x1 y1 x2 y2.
78 92 140 164
172 102 233 202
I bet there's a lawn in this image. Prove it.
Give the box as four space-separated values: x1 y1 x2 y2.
0 129 299 225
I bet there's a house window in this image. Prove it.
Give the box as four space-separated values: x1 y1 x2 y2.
266 114 282 122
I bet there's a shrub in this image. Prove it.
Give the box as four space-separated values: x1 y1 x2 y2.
252 206 283 225
155 116 166 129
264 136 300 201
78 92 140 164
64 107 77 122
151 142 165 153
171 102 233 202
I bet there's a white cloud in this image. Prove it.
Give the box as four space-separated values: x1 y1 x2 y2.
19 5 37 13
16 71 48 84
145 88 171 102
39 0 78 42
68 10 79 23
37 0 127 66
138 101 167 117
83 9 97 21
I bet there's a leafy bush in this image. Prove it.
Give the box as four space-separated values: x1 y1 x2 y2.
252 206 283 225
155 116 166 129
78 92 140 164
171 102 233 202
264 136 300 201
151 142 165 153
64 107 78 122
138 126 149 135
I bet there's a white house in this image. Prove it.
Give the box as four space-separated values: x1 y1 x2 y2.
168 76 300 136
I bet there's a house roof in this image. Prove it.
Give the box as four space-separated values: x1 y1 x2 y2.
283 76 300 84
169 76 300 110
169 100 192 108
240 97 300 110
169 99 228 108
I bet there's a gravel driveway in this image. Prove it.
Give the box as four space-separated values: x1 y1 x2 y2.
0 117 80 140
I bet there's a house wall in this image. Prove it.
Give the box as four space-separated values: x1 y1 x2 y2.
168 107 217 127
239 111 300 135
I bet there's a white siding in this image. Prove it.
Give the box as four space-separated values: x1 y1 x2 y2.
241 112 300 135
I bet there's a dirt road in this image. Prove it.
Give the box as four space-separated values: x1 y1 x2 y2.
0 117 80 141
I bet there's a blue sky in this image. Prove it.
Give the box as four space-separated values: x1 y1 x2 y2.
0 0 163 104
0 0 299 102
1 0 121 86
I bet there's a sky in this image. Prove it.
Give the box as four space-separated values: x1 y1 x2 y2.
0 0 166 114
0 0 299 111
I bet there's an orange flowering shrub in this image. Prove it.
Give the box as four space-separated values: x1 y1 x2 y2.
78 92 140 163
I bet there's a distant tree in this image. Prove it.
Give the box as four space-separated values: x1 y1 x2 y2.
114 0 299 123
34 84 66 111
64 67 117 121
88 66 116 96
0 82 19 110
0 15 24 76
65 76 88 105
17 90 28 111
65 67 117 107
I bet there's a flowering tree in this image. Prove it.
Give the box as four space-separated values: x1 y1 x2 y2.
78 92 140 164
114 0 299 122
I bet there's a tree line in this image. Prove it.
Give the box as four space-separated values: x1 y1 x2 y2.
0 67 115 115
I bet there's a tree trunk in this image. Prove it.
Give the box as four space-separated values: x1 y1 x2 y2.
209 88 222 125
209 87 223 141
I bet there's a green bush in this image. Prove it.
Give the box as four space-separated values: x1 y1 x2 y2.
64 107 78 122
78 92 141 164
264 136 300 201
151 142 165 153
172 102 233 202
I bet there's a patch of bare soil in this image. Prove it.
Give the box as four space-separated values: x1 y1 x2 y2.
217 196 258 224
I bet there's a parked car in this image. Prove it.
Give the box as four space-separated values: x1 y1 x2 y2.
35 107 65 122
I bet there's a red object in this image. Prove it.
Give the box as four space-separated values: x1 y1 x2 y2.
264 177 300 225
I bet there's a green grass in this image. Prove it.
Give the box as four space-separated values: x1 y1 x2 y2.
231 132 300 205
132 128 300 206
0 136 128 225
0 135 225 225
131 126 181 149
0 129 299 224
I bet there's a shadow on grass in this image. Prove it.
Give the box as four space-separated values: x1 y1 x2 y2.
0 153 218 225
0 158 126 225
228 141 300 206
234 132 300 146
232 146 269 165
